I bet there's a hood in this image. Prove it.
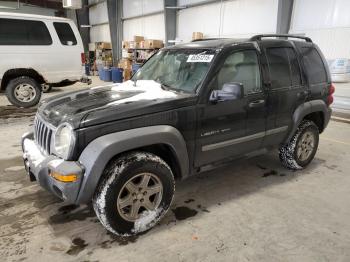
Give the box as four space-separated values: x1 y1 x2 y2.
38 80 196 128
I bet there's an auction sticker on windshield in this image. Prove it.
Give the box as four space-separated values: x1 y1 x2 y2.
187 54 214 63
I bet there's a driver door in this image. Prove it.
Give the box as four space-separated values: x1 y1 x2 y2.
194 48 267 167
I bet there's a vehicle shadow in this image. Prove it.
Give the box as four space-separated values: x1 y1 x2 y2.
0 151 326 256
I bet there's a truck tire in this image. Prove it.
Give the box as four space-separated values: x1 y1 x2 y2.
93 151 175 236
279 120 319 170
5 76 41 108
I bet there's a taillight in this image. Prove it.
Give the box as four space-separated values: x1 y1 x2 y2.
81 53 86 65
327 83 335 106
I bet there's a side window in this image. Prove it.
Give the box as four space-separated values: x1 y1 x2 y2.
286 48 302 86
0 18 52 45
53 22 77 46
301 47 327 84
265 47 291 88
216 50 261 95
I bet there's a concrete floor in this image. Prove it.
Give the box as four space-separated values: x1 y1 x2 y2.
1 78 350 262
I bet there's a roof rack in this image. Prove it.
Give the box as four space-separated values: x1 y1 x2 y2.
250 34 312 43
191 38 225 42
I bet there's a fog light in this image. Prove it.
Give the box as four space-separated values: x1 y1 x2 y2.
50 171 77 183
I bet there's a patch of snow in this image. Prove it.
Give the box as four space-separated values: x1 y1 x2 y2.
48 159 64 169
108 80 177 106
4 166 24 172
23 139 45 168
133 208 162 234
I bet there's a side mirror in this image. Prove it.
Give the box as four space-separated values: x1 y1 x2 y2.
210 82 244 102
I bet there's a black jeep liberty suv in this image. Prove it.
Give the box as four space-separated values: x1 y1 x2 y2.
22 34 333 236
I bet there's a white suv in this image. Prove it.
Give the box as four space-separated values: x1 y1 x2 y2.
0 12 88 107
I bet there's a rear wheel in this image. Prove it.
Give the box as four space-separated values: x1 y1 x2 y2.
93 151 175 236
279 120 319 170
5 76 41 108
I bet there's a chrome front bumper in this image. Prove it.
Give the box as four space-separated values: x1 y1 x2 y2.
21 132 84 203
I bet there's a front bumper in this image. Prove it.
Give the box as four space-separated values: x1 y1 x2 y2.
21 132 84 203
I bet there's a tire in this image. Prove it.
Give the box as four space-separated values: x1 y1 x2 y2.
5 76 41 108
42 84 52 93
93 151 175 236
279 120 319 170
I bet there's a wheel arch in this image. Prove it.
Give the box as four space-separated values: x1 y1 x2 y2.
76 125 189 204
284 100 331 143
1 68 46 91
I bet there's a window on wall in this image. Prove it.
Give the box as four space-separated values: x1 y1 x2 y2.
216 50 261 95
53 22 77 46
0 18 52 45
301 47 327 84
266 47 302 89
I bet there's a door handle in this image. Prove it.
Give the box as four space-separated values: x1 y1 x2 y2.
248 99 265 108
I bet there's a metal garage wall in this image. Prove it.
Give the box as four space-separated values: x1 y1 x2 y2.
290 0 350 59
89 0 111 42
0 1 56 16
177 0 278 42
122 0 165 41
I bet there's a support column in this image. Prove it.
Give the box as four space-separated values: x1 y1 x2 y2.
164 0 177 46
76 0 90 52
276 0 294 34
107 0 123 66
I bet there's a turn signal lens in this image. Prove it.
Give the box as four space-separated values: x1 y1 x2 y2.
50 172 77 183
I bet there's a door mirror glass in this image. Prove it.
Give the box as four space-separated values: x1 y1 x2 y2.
210 82 244 102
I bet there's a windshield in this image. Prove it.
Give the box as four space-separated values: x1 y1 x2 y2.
132 49 216 93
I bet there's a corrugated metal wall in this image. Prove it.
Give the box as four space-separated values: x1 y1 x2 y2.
89 0 110 42
290 0 350 59
122 0 165 41
177 0 278 42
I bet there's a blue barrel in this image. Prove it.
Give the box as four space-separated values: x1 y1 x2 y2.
85 64 90 76
103 68 112 82
97 65 104 80
111 67 123 83
132 63 142 75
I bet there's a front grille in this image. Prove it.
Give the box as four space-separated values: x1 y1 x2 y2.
34 115 53 154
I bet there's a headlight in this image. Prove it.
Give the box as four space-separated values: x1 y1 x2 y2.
54 123 75 160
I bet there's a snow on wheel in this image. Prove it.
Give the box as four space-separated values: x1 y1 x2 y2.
279 120 319 170
93 151 175 236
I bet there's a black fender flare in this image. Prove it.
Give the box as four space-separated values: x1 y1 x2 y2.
284 100 331 143
76 125 189 204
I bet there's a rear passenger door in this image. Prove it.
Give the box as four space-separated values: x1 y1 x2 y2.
260 42 306 147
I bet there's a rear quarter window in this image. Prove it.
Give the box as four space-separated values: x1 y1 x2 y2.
53 22 77 46
301 47 327 84
0 18 52 45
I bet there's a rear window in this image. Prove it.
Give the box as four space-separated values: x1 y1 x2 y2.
0 18 52 45
301 47 327 84
53 22 77 46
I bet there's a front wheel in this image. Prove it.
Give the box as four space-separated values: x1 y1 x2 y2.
279 120 319 170
93 152 175 236
5 76 41 108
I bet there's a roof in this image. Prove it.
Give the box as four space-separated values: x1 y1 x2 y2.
0 12 71 22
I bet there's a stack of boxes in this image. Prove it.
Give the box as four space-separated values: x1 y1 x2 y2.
119 35 164 81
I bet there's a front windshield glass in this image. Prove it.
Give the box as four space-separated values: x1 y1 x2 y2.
132 49 216 93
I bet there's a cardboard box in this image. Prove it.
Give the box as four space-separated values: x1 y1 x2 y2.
129 41 141 49
133 35 144 42
123 69 132 81
144 39 164 49
192 32 204 41
118 59 132 70
97 42 112 49
122 41 129 49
